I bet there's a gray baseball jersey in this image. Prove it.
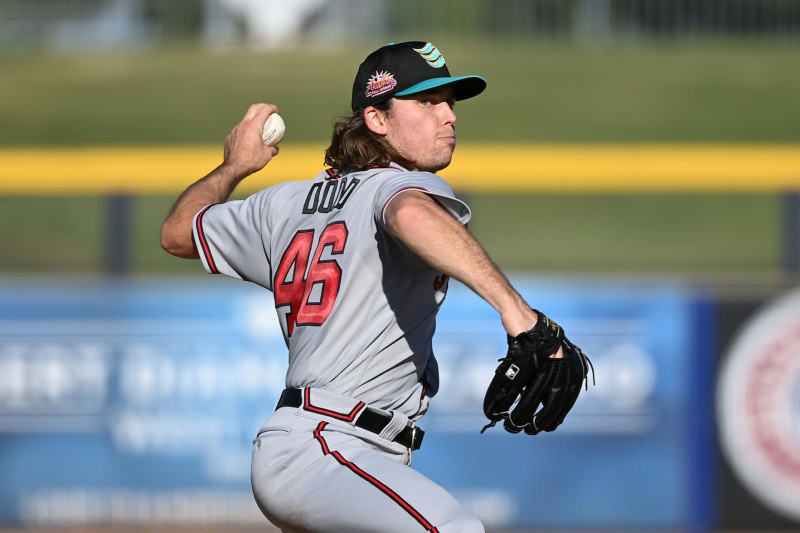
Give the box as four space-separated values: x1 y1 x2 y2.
193 164 486 532
192 164 470 418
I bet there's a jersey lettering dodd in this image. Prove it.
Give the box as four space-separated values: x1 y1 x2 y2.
303 177 360 214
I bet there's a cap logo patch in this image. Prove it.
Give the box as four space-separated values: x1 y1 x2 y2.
413 43 446 68
365 70 397 98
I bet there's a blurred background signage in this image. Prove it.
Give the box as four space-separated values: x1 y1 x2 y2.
1 0 799 531
0 279 702 530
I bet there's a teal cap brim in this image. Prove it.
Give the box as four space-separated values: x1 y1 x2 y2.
395 75 487 101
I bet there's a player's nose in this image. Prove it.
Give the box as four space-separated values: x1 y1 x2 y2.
439 102 456 125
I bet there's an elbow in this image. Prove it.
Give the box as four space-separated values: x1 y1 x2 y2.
160 228 177 256
160 224 180 256
160 222 197 259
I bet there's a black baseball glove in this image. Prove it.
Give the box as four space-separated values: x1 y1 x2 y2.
481 310 592 435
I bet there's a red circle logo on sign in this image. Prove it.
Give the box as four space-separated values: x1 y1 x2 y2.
717 288 800 521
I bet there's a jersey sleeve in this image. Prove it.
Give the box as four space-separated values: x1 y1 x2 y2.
375 170 472 228
192 190 273 288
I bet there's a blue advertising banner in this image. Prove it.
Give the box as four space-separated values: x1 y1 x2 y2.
421 279 698 530
0 280 284 527
0 278 701 530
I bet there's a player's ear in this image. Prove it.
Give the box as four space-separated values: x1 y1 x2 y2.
363 106 388 135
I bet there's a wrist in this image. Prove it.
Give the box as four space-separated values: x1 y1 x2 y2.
502 305 538 337
209 162 251 194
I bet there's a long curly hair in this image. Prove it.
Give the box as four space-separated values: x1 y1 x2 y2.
324 100 415 173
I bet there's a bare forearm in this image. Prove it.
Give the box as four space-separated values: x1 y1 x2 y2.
160 103 280 259
160 163 247 258
386 192 537 335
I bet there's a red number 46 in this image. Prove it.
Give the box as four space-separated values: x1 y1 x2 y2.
274 222 348 336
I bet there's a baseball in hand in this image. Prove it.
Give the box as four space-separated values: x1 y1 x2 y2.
261 113 286 146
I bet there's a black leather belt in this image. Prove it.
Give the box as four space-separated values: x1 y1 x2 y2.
275 388 424 451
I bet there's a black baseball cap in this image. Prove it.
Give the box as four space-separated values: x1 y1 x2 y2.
351 41 487 111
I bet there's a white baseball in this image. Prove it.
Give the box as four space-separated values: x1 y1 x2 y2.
261 113 285 146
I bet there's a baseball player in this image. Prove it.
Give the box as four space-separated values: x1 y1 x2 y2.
161 41 588 533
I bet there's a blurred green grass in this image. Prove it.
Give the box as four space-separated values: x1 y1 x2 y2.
468 193 781 275
2 42 799 145
0 42 797 276
0 192 782 277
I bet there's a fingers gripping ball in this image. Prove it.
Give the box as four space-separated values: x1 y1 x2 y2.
481 310 593 435
262 113 286 146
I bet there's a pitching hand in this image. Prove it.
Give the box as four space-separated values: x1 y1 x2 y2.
223 103 281 177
